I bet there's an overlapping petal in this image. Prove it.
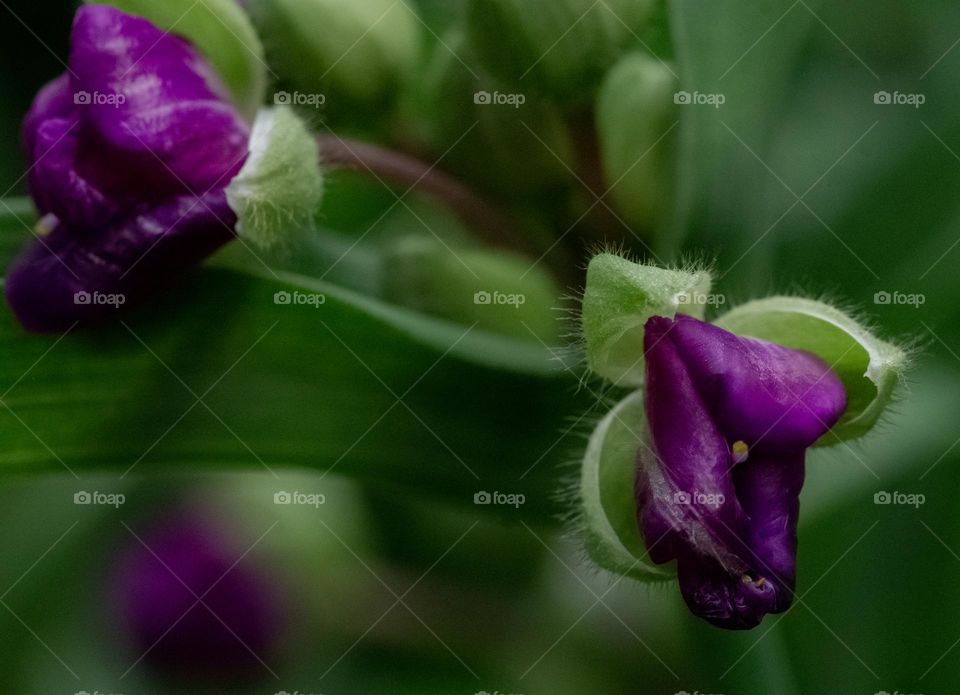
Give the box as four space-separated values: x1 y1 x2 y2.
638 314 846 628
5 191 235 333
68 5 249 192
8 5 251 333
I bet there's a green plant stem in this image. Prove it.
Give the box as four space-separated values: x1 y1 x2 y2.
317 133 519 251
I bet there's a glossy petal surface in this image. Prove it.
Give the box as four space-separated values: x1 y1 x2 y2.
8 5 249 332
638 314 846 628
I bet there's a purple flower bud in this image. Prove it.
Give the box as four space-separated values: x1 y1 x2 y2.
112 515 280 682
637 314 847 629
7 6 251 333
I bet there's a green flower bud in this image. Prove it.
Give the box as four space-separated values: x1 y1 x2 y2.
226 106 325 249
246 0 419 113
421 32 575 198
465 0 654 102
596 53 678 233
90 0 267 119
382 235 562 343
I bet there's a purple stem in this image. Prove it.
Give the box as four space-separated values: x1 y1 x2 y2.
317 134 518 250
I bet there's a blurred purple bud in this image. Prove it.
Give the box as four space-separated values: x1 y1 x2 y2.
112 514 280 682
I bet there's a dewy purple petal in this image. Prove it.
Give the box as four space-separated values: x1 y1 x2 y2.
7 5 250 332
638 314 846 629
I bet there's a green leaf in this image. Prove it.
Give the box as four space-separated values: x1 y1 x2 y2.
226 106 325 249
580 390 671 581
0 253 586 519
714 296 907 442
581 253 712 386
596 52 679 234
91 0 268 119
666 0 819 260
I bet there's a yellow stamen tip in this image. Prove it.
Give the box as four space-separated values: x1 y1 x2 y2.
34 213 58 238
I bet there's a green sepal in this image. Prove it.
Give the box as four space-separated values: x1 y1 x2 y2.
582 253 712 386
581 391 673 581
225 106 325 250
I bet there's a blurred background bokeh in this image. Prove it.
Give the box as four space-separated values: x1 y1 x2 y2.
1 0 960 693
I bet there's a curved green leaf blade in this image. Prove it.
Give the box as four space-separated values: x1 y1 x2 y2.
0 260 587 520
